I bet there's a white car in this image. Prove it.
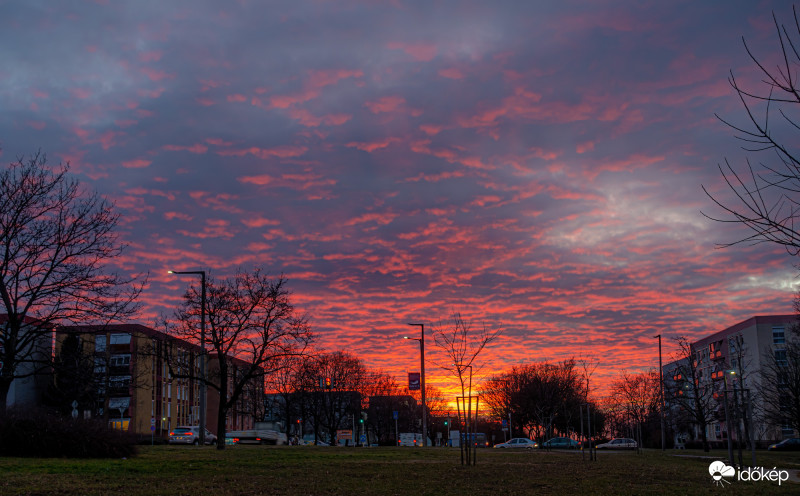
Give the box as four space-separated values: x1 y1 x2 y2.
168 426 217 445
494 437 539 449
596 438 637 450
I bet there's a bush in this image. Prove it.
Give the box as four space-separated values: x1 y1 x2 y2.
0 407 137 458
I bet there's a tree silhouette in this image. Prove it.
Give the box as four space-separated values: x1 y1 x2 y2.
0 151 141 415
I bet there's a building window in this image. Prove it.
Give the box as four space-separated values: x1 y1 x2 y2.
95 335 107 353
110 354 131 367
110 333 131 345
776 349 788 367
109 375 131 389
773 327 786 345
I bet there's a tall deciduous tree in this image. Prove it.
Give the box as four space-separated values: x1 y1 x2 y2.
0 151 141 415
168 269 312 449
703 6 800 254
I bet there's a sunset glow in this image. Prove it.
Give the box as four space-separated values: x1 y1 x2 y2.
1 1 796 403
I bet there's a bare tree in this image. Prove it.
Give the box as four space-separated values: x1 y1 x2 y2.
760 300 800 435
665 337 716 452
703 6 800 254
0 151 141 415
610 369 661 449
434 312 499 464
166 269 312 449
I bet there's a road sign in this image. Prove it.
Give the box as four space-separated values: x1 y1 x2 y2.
502 419 507 427
360 434 367 445
393 410 398 420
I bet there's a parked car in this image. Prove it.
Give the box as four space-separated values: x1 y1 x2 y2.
541 437 580 449
225 433 239 446
596 438 637 450
494 438 539 449
768 438 800 451
168 426 217 445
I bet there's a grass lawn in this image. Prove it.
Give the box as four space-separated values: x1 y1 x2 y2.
1 446 798 495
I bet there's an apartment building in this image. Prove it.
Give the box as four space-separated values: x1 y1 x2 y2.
663 315 797 445
56 324 260 440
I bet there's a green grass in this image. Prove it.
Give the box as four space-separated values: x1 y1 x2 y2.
1 446 798 495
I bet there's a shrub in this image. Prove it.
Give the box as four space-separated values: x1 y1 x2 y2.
0 407 137 458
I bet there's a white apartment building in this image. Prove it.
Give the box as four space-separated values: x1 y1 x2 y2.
663 315 797 445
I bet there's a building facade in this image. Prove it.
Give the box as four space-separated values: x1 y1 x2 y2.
56 324 260 440
663 315 797 446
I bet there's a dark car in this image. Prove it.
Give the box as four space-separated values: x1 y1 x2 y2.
541 437 580 449
768 438 800 451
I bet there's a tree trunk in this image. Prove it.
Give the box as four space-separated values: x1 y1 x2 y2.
0 378 11 416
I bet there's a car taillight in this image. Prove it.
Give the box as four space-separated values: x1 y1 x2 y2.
169 432 175 436
256 438 261 441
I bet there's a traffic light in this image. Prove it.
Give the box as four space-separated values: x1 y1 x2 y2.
325 377 332 389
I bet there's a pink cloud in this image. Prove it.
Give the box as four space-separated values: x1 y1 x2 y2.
138 51 162 62
70 88 91 100
242 217 280 228
164 212 193 221
122 158 151 168
141 67 174 82
365 96 405 114
196 97 215 106
344 212 399 226
438 68 464 79
419 124 443 135
163 143 209 154
345 138 400 152
387 42 437 61
307 69 363 88
286 109 351 127
238 174 273 186
27 121 46 130
218 145 308 159
227 94 247 103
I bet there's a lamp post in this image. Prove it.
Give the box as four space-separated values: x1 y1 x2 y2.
169 270 207 445
656 334 665 451
405 323 426 447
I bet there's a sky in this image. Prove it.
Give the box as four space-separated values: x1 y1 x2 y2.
1 0 798 401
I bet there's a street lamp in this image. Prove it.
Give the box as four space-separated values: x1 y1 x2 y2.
655 334 665 451
169 270 207 445
405 323 426 447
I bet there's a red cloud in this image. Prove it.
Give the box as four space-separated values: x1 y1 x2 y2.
242 217 281 228
227 94 247 103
